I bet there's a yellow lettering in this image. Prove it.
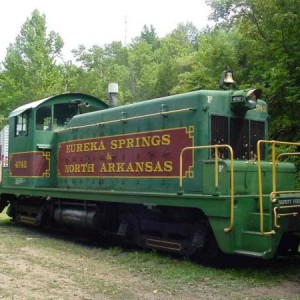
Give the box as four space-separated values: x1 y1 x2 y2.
15 160 28 169
151 135 161 146
66 144 75 153
83 143 90 152
74 164 80 173
255 104 267 112
64 163 95 173
162 134 171 145
164 161 173 172
108 163 115 172
126 162 135 172
66 145 71 153
135 162 144 172
118 139 126 149
98 140 106 150
109 133 171 150
126 138 135 148
153 161 163 172
145 161 153 172
100 163 107 172
116 162 125 172
81 164 87 172
76 144 83 152
110 140 118 150
135 137 141 147
140 136 151 147
87 163 94 172
65 141 106 153
90 142 98 151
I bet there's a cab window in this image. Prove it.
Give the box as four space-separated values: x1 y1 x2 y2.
36 106 52 131
53 103 78 127
15 111 29 136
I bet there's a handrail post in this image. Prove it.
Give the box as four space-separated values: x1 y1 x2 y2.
224 145 234 232
214 147 219 192
179 149 184 189
257 140 265 234
271 141 277 193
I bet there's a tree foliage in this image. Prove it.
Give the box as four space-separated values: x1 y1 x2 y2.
206 0 300 141
0 9 64 119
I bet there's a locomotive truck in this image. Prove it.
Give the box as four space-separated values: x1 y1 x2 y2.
0 75 299 259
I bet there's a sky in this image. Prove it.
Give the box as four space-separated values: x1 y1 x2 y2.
0 0 212 62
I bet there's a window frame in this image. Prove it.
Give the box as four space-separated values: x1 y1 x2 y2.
15 111 29 137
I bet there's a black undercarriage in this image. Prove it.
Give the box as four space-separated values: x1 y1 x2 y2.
3 195 219 258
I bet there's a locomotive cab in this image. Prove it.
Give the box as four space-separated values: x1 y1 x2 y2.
4 93 108 188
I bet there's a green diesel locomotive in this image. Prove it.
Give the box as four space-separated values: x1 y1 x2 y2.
0 79 299 259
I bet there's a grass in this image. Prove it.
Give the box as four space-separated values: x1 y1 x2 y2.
108 247 300 286
0 212 299 299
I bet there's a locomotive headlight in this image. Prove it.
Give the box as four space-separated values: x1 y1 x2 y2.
231 88 262 113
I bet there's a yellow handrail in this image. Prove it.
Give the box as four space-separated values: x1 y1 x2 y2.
274 206 299 228
270 190 300 202
257 140 300 235
58 107 196 133
276 152 300 163
179 144 234 232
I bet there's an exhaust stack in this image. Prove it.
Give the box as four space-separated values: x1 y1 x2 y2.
108 83 118 107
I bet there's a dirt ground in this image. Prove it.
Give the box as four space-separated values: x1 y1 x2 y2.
0 222 299 299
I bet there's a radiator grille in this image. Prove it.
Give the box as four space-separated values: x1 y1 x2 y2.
211 115 265 160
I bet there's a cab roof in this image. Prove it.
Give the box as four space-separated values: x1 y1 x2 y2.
9 93 108 118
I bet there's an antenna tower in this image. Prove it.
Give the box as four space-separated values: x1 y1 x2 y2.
124 15 128 45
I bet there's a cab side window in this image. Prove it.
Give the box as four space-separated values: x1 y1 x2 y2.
53 103 77 127
15 112 29 136
36 106 52 131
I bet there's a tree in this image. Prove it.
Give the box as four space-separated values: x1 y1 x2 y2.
206 0 300 141
153 23 199 97
133 25 160 50
127 41 159 102
168 22 199 49
71 42 130 104
172 28 245 93
0 9 64 117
